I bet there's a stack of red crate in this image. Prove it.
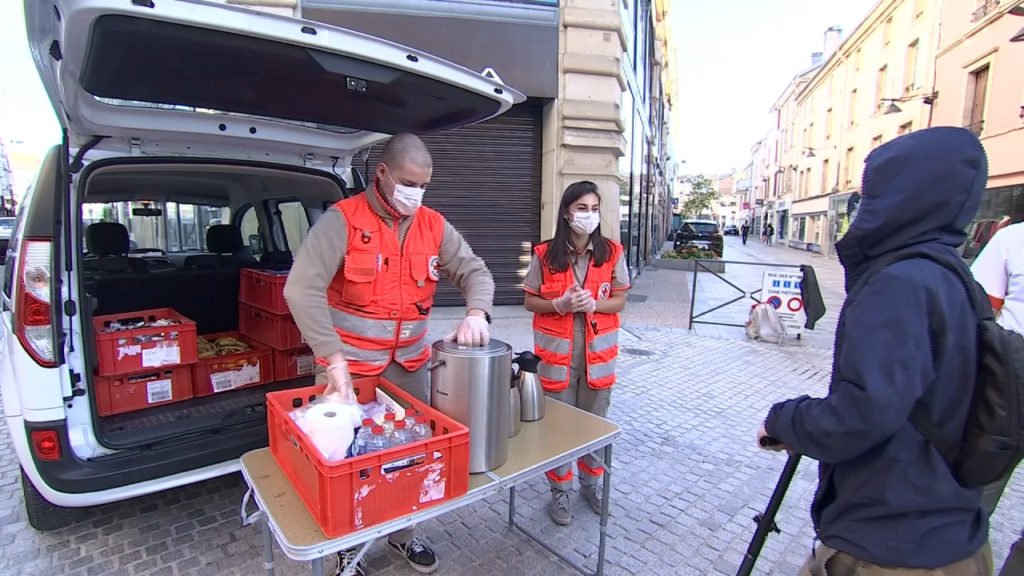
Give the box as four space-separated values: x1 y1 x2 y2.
92 308 199 417
238 269 315 381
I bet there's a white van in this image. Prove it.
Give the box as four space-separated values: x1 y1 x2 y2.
1 0 521 530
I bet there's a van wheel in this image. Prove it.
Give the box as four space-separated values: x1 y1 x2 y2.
20 468 81 531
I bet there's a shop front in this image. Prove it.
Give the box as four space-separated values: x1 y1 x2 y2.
790 196 830 253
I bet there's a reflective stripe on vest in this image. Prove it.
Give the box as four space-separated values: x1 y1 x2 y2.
329 309 429 344
535 331 571 355
539 361 568 383
589 330 618 354
589 358 616 381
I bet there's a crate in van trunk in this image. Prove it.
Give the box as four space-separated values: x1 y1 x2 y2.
93 308 198 377
266 379 470 538
93 365 194 417
193 333 274 397
239 269 290 315
274 346 315 381
238 302 304 350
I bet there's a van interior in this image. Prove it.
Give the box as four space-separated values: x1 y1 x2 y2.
78 161 352 450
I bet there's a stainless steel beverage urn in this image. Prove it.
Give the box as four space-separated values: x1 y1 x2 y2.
429 339 512 473
512 351 545 422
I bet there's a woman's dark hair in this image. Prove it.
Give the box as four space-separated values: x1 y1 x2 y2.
543 180 611 273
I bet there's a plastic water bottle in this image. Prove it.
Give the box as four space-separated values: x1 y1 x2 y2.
390 420 412 448
406 410 432 440
362 425 388 454
383 412 397 436
351 418 375 456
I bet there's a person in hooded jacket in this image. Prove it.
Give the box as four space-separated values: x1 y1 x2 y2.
757 127 992 575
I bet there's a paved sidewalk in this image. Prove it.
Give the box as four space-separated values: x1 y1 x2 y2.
5 247 1024 575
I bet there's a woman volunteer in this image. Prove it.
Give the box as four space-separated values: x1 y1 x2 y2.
522 180 630 526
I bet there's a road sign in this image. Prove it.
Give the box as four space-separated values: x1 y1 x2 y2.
761 270 805 336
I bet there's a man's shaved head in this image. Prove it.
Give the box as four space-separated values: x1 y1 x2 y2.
381 133 433 172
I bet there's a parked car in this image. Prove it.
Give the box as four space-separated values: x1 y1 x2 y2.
2 0 522 531
674 219 724 256
722 224 739 236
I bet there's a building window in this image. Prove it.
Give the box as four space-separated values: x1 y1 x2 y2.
825 108 834 142
872 135 884 150
914 0 926 17
883 16 893 45
875 65 889 110
965 64 990 136
821 159 831 195
855 48 862 71
844 147 855 187
898 122 913 135
849 89 858 126
808 122 815 148
904 40 919 93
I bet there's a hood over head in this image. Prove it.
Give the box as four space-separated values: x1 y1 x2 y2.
836 126 987 276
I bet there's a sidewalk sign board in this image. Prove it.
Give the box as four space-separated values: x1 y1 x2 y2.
760 270 805 336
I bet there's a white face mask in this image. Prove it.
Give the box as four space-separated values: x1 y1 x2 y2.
570 211 600 236
386 171 425 216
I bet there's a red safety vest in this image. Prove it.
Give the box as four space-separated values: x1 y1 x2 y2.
531 241 623 392
326 193 444 375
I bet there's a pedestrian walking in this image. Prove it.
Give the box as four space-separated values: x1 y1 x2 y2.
522 180 629 527
740 222 749 245
756 127 992 575
970 215 1024 576
765 223 774 246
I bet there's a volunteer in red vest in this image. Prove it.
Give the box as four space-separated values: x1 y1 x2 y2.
284 133 493 576
522 180 629 526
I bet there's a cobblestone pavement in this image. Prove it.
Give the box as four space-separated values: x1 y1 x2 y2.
2 326 1022 576
3 243 1023 575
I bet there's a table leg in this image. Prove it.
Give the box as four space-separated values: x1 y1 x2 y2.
262 517 275 576
311 556 325 576
508 485 517 530
596 444 613 576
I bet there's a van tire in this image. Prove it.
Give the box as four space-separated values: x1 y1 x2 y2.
20 468 81 531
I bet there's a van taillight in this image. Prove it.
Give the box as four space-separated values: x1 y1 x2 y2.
14 238 57 367
30 430 61 461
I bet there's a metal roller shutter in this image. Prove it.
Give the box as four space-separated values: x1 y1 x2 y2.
365 103 542 306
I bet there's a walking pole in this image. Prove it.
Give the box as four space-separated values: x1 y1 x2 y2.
736 439 802 576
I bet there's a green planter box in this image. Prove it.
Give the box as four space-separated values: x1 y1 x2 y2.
655 258 726 273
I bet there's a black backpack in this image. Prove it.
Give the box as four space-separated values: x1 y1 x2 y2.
857 250 1024 488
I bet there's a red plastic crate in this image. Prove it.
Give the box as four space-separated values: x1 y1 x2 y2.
192 333 274 397
93 365 194 417
239 269 290 315
93 308 198 377
267 379 470 538
273 346 315 381
238 303 304 350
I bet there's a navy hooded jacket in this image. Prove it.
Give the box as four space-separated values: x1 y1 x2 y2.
765 127 989 568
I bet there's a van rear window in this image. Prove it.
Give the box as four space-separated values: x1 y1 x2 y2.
82 202 230 254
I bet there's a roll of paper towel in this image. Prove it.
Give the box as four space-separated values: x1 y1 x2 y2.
299 402 361 462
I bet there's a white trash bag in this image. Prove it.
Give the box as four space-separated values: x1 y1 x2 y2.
745 303 787 344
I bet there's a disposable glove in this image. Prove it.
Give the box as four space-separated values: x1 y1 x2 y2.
445 315 490 346
322 359 356 404
552 286 590 315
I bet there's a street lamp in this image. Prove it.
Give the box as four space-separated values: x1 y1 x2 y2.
881 92 939 115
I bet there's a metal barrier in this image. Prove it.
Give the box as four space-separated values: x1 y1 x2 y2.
687 259 804 331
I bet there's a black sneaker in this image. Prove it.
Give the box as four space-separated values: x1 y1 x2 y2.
387 537 438 574
335 549 368 576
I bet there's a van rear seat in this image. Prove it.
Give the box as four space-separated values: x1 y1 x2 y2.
88 267 241 335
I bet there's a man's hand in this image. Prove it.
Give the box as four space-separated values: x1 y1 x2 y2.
323 360 356 404
757 423 786 452
445 314 490 346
